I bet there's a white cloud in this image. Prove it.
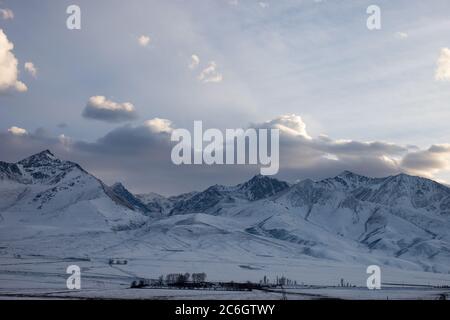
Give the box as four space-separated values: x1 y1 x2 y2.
259 2 269 9
13 81 27 92
138 35 151 47
261 114 311 139
189 54 200 69
7 126 28 136
198 61 223 83
394 32 408 39
0 8 14 20
24 62 37 78
58 134 72 149
144 118 174 133
0 29 27 94
82 96 138 123
435 48 450 81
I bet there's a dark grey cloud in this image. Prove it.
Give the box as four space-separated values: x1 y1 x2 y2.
0 130 69 163
1 115 449 195
401 144 450 176
82 96 138 123
75 119 173 158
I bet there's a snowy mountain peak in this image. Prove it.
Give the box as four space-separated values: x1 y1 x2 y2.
335 170 371 181
390 172 422 184
0 151 147 231
238 174 289 201
243 174 274 184
13 150 85 185
326 170 375 190
336 170 359 178
18 150 59 167
1 150 74 184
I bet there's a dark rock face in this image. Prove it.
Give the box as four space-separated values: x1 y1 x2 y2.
170 185 226 215
169 175 289 215
18 150 59 168
237 174 289 201
109 182 156 214
0 161 24 182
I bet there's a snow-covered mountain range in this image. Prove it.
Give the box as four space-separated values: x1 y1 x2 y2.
1 150 450 278
0 150 147 232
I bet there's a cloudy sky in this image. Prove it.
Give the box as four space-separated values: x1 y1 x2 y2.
1 0 450 195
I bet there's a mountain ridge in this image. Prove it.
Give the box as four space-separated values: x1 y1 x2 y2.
1 150 450 274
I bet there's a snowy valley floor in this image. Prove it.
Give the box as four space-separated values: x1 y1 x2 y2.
1 254 449 300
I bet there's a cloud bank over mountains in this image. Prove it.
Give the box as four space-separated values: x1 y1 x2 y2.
1 114 449 194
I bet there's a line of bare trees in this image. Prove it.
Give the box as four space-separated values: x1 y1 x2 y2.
260 275 298 286
164 272 207 285
131 272 207 288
